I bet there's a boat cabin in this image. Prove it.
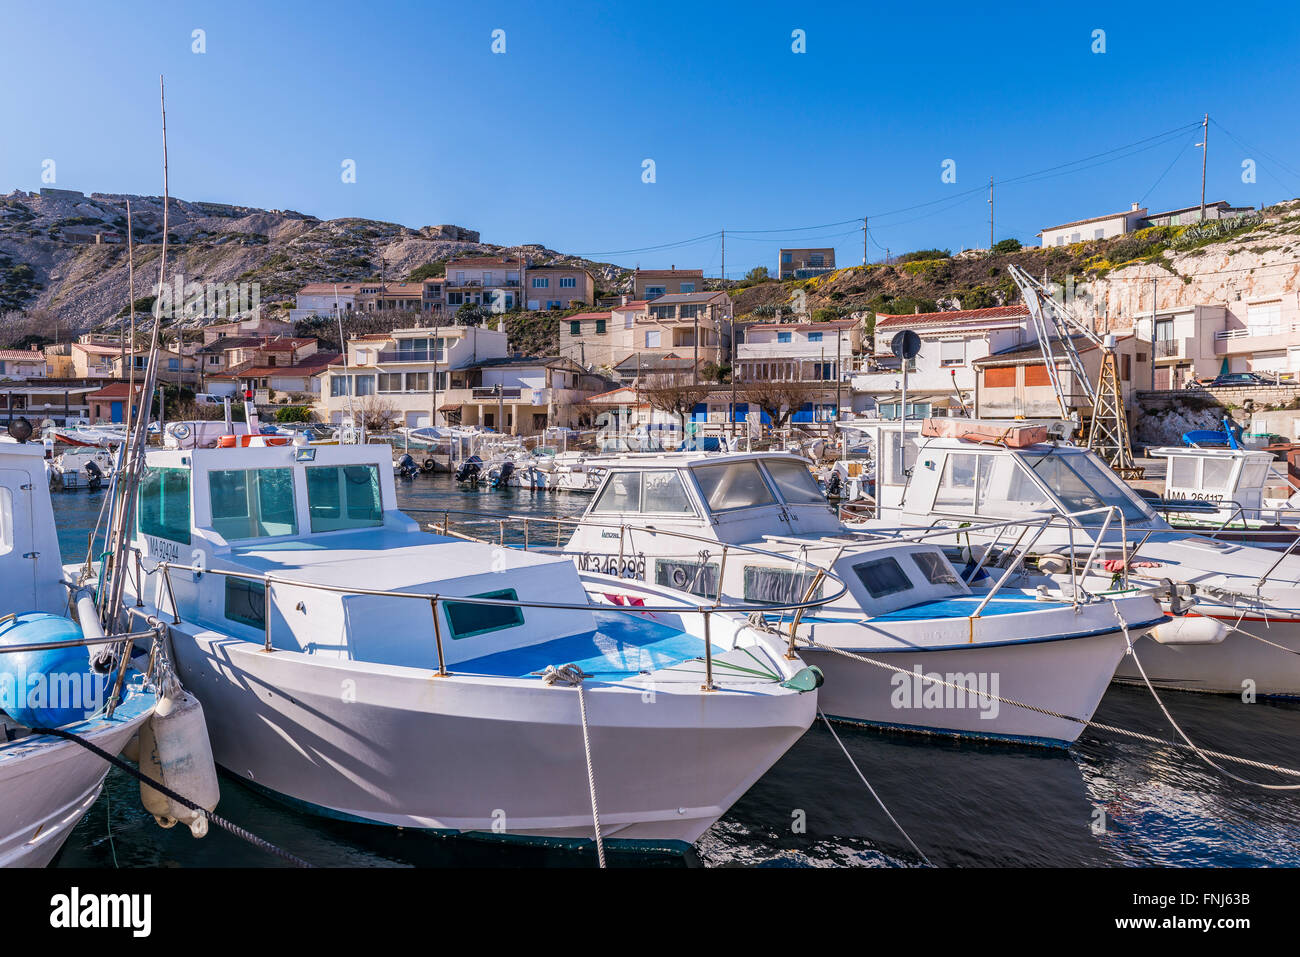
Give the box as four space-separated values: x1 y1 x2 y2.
0 435 65 614
1151 445 1281 516
567 451 979 616
863 421 1163 534
130 441 599 669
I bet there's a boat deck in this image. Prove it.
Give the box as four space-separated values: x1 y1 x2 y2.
456 609 725 681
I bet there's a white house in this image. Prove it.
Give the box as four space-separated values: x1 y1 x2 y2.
1039 203 1148 247
853 305 1031 418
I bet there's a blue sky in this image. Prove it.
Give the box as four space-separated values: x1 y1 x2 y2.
2 0 1298 275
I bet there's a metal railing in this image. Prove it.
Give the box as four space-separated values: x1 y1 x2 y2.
126 527 850 691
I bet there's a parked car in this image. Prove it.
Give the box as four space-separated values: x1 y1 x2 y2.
1209 372 1274 387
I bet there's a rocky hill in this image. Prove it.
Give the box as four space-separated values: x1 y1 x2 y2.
723 199 1300 333
0 188 631 344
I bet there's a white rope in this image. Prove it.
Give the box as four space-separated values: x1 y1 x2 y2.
543 664 606 867
798 628 1300 784
1111 603 1300 791
818 711 932 866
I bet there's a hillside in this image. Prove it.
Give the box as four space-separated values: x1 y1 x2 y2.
3 187 1298 359
723 199 1300 333
0 189 631 346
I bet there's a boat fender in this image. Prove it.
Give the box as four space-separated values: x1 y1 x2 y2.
422 458 436 472
139 683 220 837
0 613 111 727
780 666 825 693
1151 614 1227 646
1037 553 1070 575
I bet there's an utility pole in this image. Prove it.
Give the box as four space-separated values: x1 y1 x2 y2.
1150 278 1158 390
431 321 440 428
988 176 994 252
1198 112 1209 222
862 216 868 266
720 228 725 285
693 309 700 385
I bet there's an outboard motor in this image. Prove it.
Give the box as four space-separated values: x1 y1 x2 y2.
84 459 103 492
824 469 842 499
492 460 515 489
396 453 418 480
456 456 483 484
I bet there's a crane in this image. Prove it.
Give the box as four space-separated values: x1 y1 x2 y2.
1006 264 1142 479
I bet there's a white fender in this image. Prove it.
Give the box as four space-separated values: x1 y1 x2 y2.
1151 615 1228 646
140 684 220 837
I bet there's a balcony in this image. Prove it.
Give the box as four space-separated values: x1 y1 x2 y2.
1213 323 1300 356
472 386 523 401
1153 337 1191 360
376 350 446 364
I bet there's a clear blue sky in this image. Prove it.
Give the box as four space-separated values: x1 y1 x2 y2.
3 0 1298 276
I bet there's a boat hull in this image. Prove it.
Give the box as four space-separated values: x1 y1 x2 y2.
805 628 1130 746
0 701 153 867
166 626 813 848
1114 614 1300 696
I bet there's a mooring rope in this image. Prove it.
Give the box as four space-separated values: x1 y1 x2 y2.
542 663 606 867
30 726 314 867
795 626 1300 787
818 711 932 866
1110 604 1300 791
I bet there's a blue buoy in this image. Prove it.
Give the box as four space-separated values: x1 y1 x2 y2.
0 612 111 729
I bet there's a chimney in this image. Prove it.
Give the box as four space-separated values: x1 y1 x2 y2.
1131 202 1140 211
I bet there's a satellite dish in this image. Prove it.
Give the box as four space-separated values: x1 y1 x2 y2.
890 330 922 360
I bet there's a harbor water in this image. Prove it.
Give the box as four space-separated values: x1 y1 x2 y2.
49 475 1300 867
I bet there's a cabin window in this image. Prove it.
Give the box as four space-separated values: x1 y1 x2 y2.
1028 453 1151 524
853 557 913 598
305 464 383 532
1241 459 1271 491
742 566 823 605
934 453 978 511
138 467 191 544
1169 456 1198 489
224 576 266 629
655 559 719 600
693 461 777 512
763 458 827 505
591 471 641 513
641 470 693 513
0 487 11 556
912 551 959 586
1201 457 1234 492
209 468 298 540
883 431 918 485
444 589 525 639
973 455 1046 516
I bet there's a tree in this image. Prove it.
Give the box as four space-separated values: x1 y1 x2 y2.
640 372 712 436
745 266 770 282
742 378 820 429
992 238 1022 254
357 395 399 432
456 302 489 326
275 405 314 423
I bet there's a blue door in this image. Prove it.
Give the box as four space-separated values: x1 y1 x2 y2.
110 401 123 423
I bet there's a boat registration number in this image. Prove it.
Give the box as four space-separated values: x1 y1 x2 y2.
575 552 646 579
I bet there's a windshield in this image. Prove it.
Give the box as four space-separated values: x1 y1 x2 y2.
692 461 777 512
762 458 827 505
1025 451 1153 524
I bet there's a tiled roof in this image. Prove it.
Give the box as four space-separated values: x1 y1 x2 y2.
196 336 263 354
611 300 648 311
1039 207 1146 233
563 312 611 323
0 349 45 361
634 269 703 277
745 318 860 331
874 305 1029 329
262 337 314 351
645 292 728 304
972 333 1132 365
207 352 339 379
87 382 145 399
297 282 363 296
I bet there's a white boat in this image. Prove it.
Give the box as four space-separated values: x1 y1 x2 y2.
855 419 1300 696
555 450 1166 745
1147 443 1300 548
0 427 157 867
48 446 117 491
104 437 822 849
